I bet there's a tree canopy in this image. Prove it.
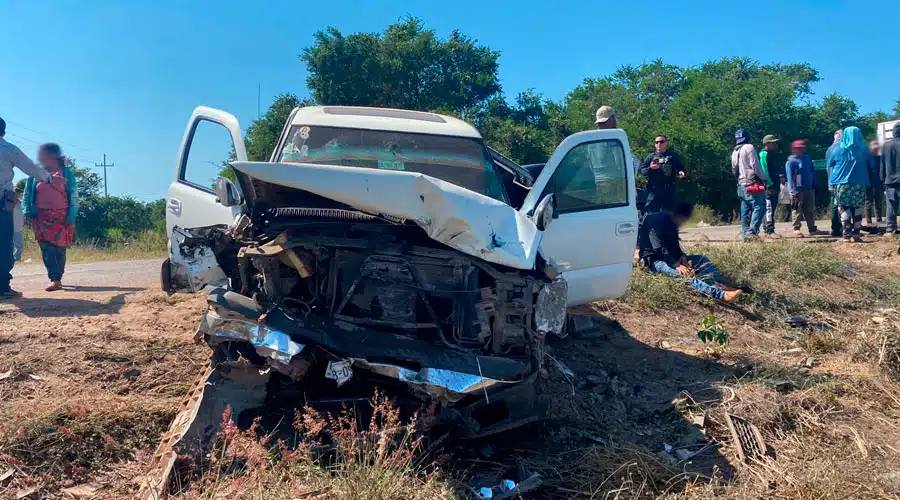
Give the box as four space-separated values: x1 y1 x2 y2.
233 19 899 219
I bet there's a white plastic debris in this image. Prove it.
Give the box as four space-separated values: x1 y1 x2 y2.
325 359 354 387
477 487 494 499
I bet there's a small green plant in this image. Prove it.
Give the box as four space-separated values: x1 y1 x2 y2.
698 314 728 345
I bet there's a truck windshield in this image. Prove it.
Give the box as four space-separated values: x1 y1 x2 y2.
278 125 508 203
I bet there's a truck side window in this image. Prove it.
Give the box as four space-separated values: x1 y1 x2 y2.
180 119 235 191
543 139 628 213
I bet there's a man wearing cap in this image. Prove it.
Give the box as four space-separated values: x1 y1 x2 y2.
595 105 617 130
731 129 768 240
759 134 786 236
588 106 629 204
640 135 685 213
785 140 818 237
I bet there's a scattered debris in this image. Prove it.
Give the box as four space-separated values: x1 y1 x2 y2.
15 487 37 500
472 468 542 500
873 316 886 324
657 340 672 349
61 483 102 498
324 359 354 387
0 369 11 380
580 431 608 445
691 414 706 429
726 414 768 463
0 468 13 482
803 357 816 369
27 374 42 381
781 347 804 354
841 263 858 277
786 316 808 328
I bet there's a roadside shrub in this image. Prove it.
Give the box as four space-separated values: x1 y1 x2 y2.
687 204 721 227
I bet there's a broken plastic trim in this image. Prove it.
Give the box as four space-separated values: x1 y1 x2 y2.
534 277 568 336
353 359 508 402
203 310 304 365
169 226 228 293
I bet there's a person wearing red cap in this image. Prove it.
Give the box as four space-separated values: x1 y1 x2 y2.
785 139 819 237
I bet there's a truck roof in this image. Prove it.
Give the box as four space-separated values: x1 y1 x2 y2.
290 106 482 139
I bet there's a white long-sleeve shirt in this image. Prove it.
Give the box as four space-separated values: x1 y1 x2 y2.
0 137 49 195
731 143 767 186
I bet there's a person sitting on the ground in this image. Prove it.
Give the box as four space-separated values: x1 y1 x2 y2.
638 202 743 303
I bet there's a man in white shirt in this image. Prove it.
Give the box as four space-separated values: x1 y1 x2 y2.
731 129 768 241
0 117 51 297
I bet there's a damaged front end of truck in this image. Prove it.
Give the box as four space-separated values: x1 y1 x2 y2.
142 161 567 498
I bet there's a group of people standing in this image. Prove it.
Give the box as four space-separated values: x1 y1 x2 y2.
1 117 77 298
825 123 900 241
731 130 821 240
629 113 900 304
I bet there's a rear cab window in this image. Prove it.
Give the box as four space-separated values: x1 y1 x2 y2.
278 125 509 203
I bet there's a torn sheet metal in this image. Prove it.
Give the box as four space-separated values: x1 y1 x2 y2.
353 359 507 402
231 161 541 270
535 277 568 336
169 226 228 293
202 310 304 365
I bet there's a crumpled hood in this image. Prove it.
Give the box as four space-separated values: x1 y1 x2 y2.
231 161 541 270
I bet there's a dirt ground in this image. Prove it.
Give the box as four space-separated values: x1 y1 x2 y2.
2 240 900 498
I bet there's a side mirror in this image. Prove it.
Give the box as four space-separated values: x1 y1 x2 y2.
214 177 243 207
533 194 556 231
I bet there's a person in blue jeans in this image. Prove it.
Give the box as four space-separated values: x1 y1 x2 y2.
638 202 743 303
731 129 768 240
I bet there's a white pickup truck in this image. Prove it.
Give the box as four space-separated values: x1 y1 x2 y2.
165 105 638 304
145 106 638 495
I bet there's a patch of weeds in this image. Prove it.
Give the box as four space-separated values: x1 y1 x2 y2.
623 269 701 310
788 291 844 313
172 392 454 500
798 331 845 355
0 402 174 487
698 314 728 345
695 241 844 289
861 277 900 307
733 362 825 393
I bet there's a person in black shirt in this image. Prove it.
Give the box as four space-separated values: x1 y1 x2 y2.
866 140 884 225
638 202 742 303
640 136 685 213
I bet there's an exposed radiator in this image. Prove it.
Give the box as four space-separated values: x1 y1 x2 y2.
268 207 405 224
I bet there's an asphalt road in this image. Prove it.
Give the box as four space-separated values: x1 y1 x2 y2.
680 219 834 242
8 220 837 293
11 258 163 292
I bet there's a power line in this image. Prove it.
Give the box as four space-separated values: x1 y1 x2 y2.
95 154 115 197
5 133 100 165
4 119 101 156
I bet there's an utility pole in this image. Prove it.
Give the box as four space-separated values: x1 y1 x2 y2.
95 154 115 197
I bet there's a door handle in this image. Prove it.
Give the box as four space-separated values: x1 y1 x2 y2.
168 198 182 216
616 222 635 235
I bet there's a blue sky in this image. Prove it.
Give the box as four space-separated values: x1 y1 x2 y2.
2 0 896 201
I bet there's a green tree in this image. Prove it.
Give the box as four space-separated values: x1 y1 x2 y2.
302 17 500 113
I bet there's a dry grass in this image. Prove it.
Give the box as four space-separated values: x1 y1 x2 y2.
5 240 900 498
18 229 167 264
170 393 455 500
